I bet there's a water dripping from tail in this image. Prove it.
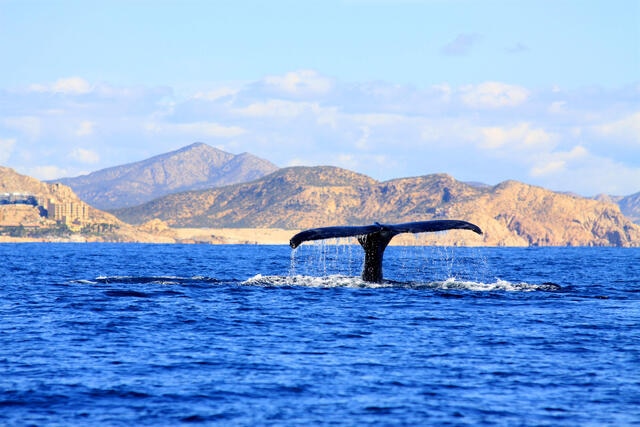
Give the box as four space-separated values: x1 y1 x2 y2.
288 238 363 279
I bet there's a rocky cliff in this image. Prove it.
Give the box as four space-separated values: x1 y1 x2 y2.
112 166 640 247
54 143 279 210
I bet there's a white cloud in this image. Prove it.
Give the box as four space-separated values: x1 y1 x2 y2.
263 70 333 95
29 77 93 95
69 148 100 164
355 126 371 150
235 100 317 118
286 157 308 167
315 108 340 128
334 153 360 171
417 118 477 145
432 83 452 102
333 152 390 174
3 116 42 140
480 123 556 150
530 160 566 177
594 111 640 143
192 87 238 101
75 121 96 137
145 121 246 138
548 101 567 114
52 77 92 94
25 165 69 181
530 146 588 177
0 138 16 163
460 82 530 108
232 100 341 129
566 145 588 159
352 113 407 127
2 71 639 196
529 148 640 195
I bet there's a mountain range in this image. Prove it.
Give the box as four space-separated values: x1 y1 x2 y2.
111 165 640 247
54 143 278 210
2 142 639 246
53 142 640 225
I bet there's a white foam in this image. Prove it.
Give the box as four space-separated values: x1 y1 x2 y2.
69 279 98 284
242 275 558 292
421 277 548 292
242 274 392 289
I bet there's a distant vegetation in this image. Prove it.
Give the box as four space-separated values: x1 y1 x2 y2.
0 223 71 238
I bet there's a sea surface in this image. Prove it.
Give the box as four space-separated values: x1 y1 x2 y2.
0 243 639 426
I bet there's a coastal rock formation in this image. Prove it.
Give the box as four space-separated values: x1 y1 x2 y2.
447 180 638 246
113 166 640 247
54 143 279 209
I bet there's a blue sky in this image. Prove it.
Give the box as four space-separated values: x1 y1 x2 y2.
1 0 638 196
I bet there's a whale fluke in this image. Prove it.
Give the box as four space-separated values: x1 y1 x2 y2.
290 220 483 283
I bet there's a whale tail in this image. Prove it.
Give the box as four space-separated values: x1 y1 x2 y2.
290 220 483 283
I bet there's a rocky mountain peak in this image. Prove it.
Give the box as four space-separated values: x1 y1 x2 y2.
54 143 279 210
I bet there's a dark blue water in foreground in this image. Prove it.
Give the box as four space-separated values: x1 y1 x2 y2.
1 244 639 426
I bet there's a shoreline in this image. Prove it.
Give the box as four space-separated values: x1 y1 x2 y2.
1 226 502 246
0 229 636 247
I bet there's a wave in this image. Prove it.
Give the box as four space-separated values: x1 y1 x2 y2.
242 274 561 292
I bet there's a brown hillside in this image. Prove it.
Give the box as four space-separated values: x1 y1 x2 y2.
113 166 377 229
442 180 638 246
112 166 640 247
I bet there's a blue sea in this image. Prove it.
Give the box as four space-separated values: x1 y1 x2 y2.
0 243 639 426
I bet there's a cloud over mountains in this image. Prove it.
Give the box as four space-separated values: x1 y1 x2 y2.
1 70 638 196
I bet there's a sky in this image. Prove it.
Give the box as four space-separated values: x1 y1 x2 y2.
1 0 638 196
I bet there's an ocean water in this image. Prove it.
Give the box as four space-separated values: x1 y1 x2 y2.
0 243 639 426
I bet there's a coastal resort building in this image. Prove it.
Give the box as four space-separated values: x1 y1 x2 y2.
46 198 89 226
0 192 89 230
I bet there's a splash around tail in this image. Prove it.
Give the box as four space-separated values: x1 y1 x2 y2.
290 220 483 283
242 274 560 292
